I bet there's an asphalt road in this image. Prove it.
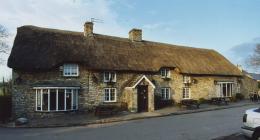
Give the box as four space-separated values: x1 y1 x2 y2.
0 105 258 140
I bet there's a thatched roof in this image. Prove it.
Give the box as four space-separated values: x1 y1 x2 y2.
8 26 242 76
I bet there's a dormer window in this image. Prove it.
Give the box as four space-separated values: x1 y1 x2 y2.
103 72 116 82
63 64 79 77
183 76 191 83
160 68 170 78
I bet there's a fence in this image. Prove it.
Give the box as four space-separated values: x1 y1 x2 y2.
0 96 12 123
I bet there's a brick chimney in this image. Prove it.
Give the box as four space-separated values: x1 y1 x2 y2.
84 22 93 37
129 28 142 41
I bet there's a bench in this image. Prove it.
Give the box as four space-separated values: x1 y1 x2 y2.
180 99 200 109
210 97 229 105
95 102 128 116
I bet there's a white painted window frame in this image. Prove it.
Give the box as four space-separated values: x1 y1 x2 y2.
103 88 117 102
216 82 233 98
183 76 191 83
160 68 170 78
63 64 79 77
35 87 79 112
103 72 117 82
182 87 191 99
161 87 171 100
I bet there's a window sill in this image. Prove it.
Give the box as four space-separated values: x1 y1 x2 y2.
103 101 117 103
35 109 78 113
63 75 79 77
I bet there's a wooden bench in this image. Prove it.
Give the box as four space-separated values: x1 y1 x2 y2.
210 97 229 105
180 99 200 109
95 102 128 116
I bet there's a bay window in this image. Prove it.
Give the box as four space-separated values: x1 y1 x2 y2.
35 88 79 112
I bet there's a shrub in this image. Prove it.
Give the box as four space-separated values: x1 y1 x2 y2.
229 96 237 102
235 93 245 101
198 98 207 104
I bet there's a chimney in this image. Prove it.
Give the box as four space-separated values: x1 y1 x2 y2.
237 64 243 72
129 28 142 42
84 22 93 37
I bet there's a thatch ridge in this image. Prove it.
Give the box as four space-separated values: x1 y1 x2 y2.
8 25 242 76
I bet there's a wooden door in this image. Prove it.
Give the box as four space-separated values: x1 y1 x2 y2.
137 85 148 112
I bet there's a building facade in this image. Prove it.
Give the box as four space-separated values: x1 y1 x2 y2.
8 22 242 119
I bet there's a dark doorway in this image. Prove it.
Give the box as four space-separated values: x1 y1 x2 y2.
137 85 148 112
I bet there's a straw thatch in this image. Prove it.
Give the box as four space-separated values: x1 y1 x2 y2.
8 26 242 76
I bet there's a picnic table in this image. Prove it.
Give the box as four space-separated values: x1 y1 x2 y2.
180 99 200 109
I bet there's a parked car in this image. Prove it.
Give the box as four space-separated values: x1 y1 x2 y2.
242 108 260 140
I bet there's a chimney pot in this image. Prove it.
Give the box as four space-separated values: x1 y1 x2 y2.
129 28 142 41
84 22 93 37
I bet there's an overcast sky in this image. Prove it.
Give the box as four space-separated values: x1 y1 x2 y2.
1 0 260 79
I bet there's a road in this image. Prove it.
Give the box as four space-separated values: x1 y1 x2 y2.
0 105 258 140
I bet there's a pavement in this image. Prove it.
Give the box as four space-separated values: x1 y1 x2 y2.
2 100 259 128
0 104 258 140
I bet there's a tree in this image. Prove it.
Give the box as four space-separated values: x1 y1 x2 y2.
0 24 9 64
249 44 260 69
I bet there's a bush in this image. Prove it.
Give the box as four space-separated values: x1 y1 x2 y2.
235 93 245 101
154 95 174 110
198 98 207 104
229 96 237 102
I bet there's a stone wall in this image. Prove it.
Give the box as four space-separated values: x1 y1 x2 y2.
240 75 259 98
12 65 240 119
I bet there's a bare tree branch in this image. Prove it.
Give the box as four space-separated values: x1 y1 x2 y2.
0 24 10 65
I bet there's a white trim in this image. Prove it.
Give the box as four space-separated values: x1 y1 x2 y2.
103 88 117 102
161 87 171 100
48 89 50 111
35 90 37 111
126 75 156 89
33 87 80 89
103 72 117 82
63 64 79 77
35 88 79 112
160 68 171 78
56 89 58 111
182 87 191 99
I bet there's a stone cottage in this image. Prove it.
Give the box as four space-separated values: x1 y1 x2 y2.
236 65 259 98
8 22 242 119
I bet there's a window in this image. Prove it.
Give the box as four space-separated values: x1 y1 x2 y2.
63 64 79 77
161 88 171 100
103 72 116 82
35 88 79 112
161 68 170 78
216 82 233 97
182 87 190 99
237 83 241 93
104 88 117 102
183 76 191 83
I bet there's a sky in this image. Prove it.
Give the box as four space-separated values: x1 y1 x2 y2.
1 0 260 79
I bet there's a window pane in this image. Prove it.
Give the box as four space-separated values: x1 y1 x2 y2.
50 89 56 111
223 84 227 97
58 89 65 110
66 92 72 110
104 72 109 81
42 92 48 111
72 90 77 110
36 89 41 110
